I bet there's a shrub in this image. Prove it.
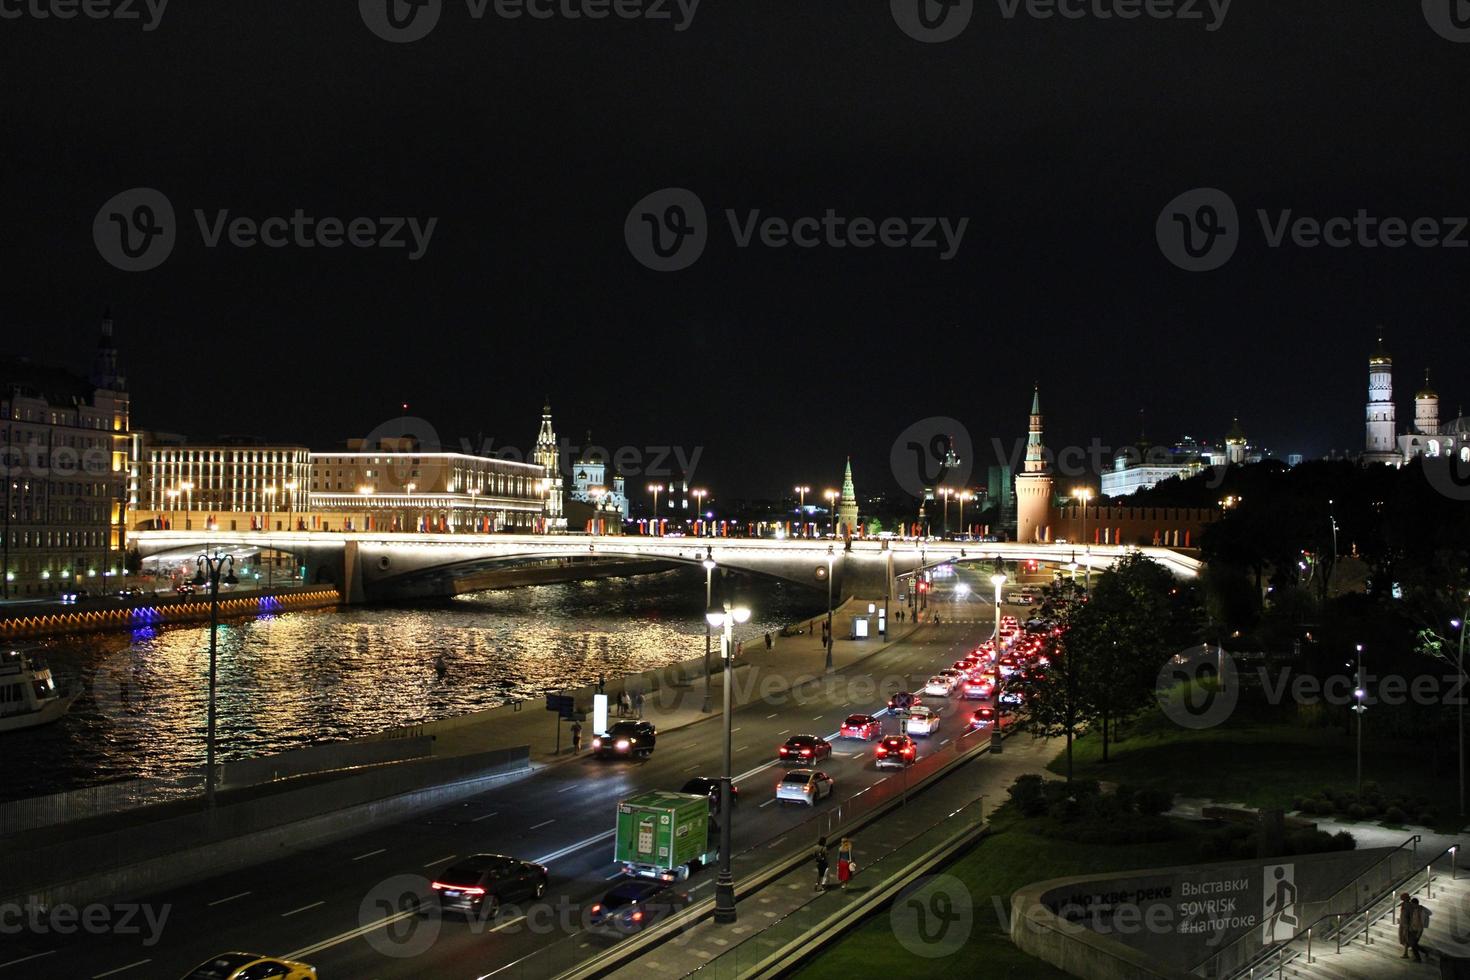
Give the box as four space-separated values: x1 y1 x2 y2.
1417 811 1437 827
1384 806 1407 824
1009 774 1047 817
1135 788 1174 817
1332 831 1357 851
1346 804 1367 820
1048 797 1082 822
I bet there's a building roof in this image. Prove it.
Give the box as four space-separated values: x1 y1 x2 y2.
1416 369 1437 399
0 356 100 405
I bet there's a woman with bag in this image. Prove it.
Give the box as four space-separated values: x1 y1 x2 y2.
813 837 830 891
837 837 856 888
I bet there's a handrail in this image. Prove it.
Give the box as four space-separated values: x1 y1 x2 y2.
1194 832 1424 977
1205 839 1458 979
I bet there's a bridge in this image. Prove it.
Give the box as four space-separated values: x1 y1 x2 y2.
132 531 1204 604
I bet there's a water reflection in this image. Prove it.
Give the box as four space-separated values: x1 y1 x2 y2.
2 570 822 800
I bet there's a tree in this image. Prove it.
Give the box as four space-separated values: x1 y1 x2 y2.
1010 578 1089 782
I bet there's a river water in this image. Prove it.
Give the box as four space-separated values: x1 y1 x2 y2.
2 570 824 801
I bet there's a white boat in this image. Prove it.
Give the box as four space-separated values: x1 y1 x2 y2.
0 648 76 732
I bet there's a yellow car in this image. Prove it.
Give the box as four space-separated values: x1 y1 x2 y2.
182 952 317 980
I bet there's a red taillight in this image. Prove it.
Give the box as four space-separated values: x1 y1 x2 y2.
779 747 789 755
800 749 811 756
591 903 602 914
631 910 644 922
432 882 485 895
876 746 888 756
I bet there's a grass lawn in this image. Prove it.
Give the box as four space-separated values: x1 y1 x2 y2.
1051 708 1462 834
791 803 1207 979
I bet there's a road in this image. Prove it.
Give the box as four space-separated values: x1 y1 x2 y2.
5 570 1013 980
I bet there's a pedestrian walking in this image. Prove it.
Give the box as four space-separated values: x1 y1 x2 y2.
813 837 829 891
634 690 644 719
618 690 631 717
570 721 583 753
764 632 772 650
1405 897 1429 962
837 837 856 889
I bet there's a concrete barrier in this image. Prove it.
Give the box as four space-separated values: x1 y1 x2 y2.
3 747 530 910
218 735 434 788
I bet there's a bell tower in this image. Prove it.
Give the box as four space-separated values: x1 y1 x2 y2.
1363 336 1399 464
1015 385 1054 544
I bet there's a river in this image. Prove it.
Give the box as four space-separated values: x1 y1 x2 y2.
2 569 825 801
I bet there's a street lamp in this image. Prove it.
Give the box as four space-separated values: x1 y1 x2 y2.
691 489 707 534
823 489 838 536
825 545 836 672
262 484 276 532
284 480 298 533
1456 608 1468 818
262 485 277 588
193 548 238 809
405 482 417 533
706 601 750 925
166 488 180 531
647 483 664 535
1073 487 1093 590
957 491 973 537
990 572 1006 641
181 481 194 530
939 487 953 536
468 487 481 534
1351 643 1367 796
702 551 716 713
794 485 811 537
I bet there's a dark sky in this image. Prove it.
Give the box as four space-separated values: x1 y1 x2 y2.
4 1 1467 500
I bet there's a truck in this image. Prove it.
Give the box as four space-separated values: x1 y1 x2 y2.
614 790 719 881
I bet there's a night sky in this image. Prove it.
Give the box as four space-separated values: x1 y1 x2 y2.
4 1 1467 499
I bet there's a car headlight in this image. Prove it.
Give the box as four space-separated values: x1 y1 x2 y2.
615 739 630 750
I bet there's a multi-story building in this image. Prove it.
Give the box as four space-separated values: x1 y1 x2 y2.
1357 338 1468 465
0 314 132 597
144 438 311 531
567 440 629 519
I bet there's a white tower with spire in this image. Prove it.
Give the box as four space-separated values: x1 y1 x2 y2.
1015 385 1054 544
534 399 566 531
836 457 859 537
1364 337 1399 464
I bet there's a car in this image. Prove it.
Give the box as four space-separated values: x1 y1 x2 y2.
775 768 834 805
115 587 144 600
953 659 978 672
999 690 1024 706
592 721 657 759
875 734 917 768
779 734 833 764
589 879 691 934
59 589 89 604
887 690 920 711
939 668 966 686
839 713 881 740
968 706 996 729
431 853 549 916
905 706 941 737
182 953 317 979
174 582 196 595
961 678 993 700
923 675 953 697
680 776 739 813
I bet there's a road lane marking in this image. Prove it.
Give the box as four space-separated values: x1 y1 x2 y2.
777 730 789 736
0 951 55 971
605 870 624 879
733 759 779 783
736 744 749 751
765 713 778 718
683 764 700 772
530 819 555 830
812 715 823 721
282 901 326 917
208 890 252 906
731 727 741 732
535 828 615 864
352 849 387 862
287 908 420 959
759 799 777 808
472 811 499 822
557 785 577 793
92 960 150 978
491 914 527 933
423 854 457 868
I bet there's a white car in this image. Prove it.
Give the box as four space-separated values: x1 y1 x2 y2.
776 769 834 806
923 675 953 697
938 668 966 687
905 706 941 737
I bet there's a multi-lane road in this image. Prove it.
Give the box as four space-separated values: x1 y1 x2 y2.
6 573 1017 980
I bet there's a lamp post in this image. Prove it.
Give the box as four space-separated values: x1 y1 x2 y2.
1328 498 1339 594
823 489 838 536
1351 643 1366 796
1456 609 1468 818
990 571 1006 641
706 600 750 925
468 487 481 534
691 489 707 535
262 484 276 533
181 481 194 530
647 483 664 535
794 485 810 537
824 545 835 672
957 491 972 537
193 548 238 809
702 551 716 713
262 486 277 588
285 480 298 533
1073 487 1093 590
405 482 417 533
940 487 953 536
166 488 180 531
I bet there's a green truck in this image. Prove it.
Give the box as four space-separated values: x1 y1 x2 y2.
615 790 719 881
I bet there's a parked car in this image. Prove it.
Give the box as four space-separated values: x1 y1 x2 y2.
592 721 657 759
182 954 317 979
430 853 549 917
778 734 833 764
905 706 941 737
839 713 881 740
589 879 691 935
680 776 739 814
875 734 917 768
775 768 834 806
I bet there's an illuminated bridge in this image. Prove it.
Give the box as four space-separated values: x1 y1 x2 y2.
132 531 1204 604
